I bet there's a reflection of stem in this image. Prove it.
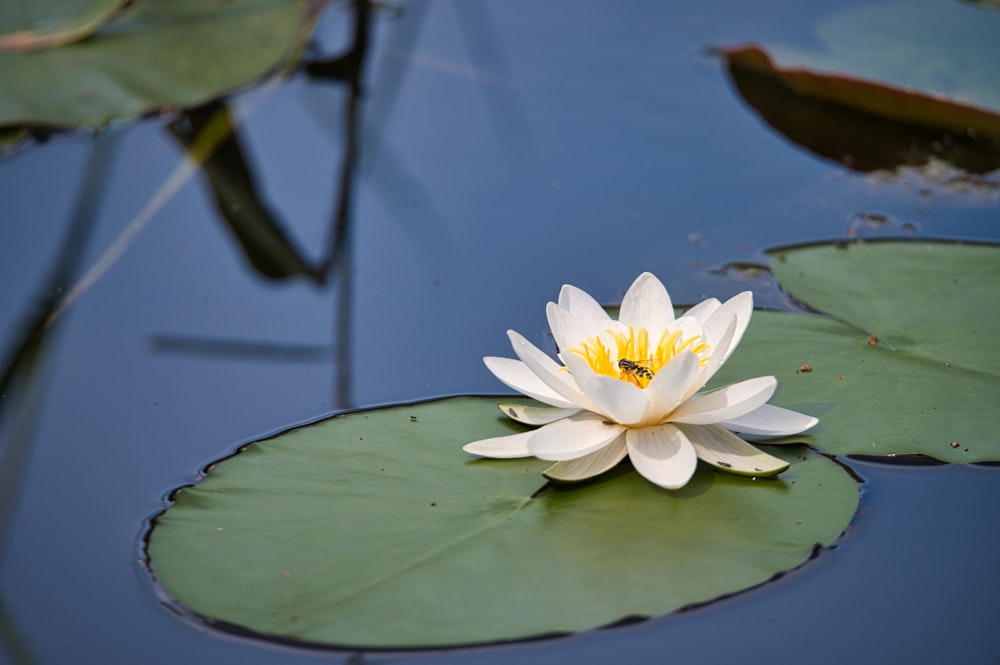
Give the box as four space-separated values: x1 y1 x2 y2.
358 0 429 173
306 1 461 276
149 335 330 362
44 83 279 330
450 0 539 180
0 138 117 649
0 134 117 417
0 592 38 665
0 135 117 412
169 102 323 283
316 0 371 409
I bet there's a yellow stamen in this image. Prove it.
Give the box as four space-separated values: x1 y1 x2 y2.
569 324 711 388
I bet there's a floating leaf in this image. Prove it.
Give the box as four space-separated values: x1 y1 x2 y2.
147 397 858 648
710 241 1000 462
0 0 124 52
0 0 315 130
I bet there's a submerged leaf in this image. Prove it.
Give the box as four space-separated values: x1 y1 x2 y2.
147 397 858 648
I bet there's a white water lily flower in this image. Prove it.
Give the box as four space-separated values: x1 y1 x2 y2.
463 272 818 490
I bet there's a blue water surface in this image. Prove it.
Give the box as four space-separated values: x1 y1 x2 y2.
1 1 998 664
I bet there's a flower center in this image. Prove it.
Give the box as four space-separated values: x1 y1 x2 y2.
569 325 710 388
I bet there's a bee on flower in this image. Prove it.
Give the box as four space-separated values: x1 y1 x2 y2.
463 273 818 490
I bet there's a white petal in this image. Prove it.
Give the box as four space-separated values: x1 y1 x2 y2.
542 434 628 481
625 424 698 490
701 291 753 364
463 431 535 459
546 302 596 358
669 376 777 425
665 314 705 347
682 316 737 402
506 330 590 408
721 404 819 437
497 402 581 426
484 357 578 409
681 424 789 476
557 283 612 332
682 297 721 324
527 413 625 461
620 272 674 333
643 350 702 423
561 350 654 425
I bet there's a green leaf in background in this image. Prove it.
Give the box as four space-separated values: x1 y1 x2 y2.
0 0 124 51
0 0 315 130
147 397 858 648
710 240 1000 462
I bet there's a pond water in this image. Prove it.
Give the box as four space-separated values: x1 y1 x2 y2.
1 1 999 664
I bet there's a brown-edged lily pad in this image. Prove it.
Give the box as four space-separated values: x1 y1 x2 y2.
716 0 1000 173
719 44 1000 173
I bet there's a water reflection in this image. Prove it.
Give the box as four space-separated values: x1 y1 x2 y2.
168 103 324 283
149 335 330 362
0 134 121 665
156 1 376 407
1 1 999 663
0 136 119 549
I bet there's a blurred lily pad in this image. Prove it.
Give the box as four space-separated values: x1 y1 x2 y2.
0 0 315 130
0 0 124 51
718 0 1000 173
710 240 1000 462
147 397 858 648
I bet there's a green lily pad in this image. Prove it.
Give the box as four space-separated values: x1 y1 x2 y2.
709 240 1000 462
147 397 858 648
0 0 123 51
0 0 314 130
